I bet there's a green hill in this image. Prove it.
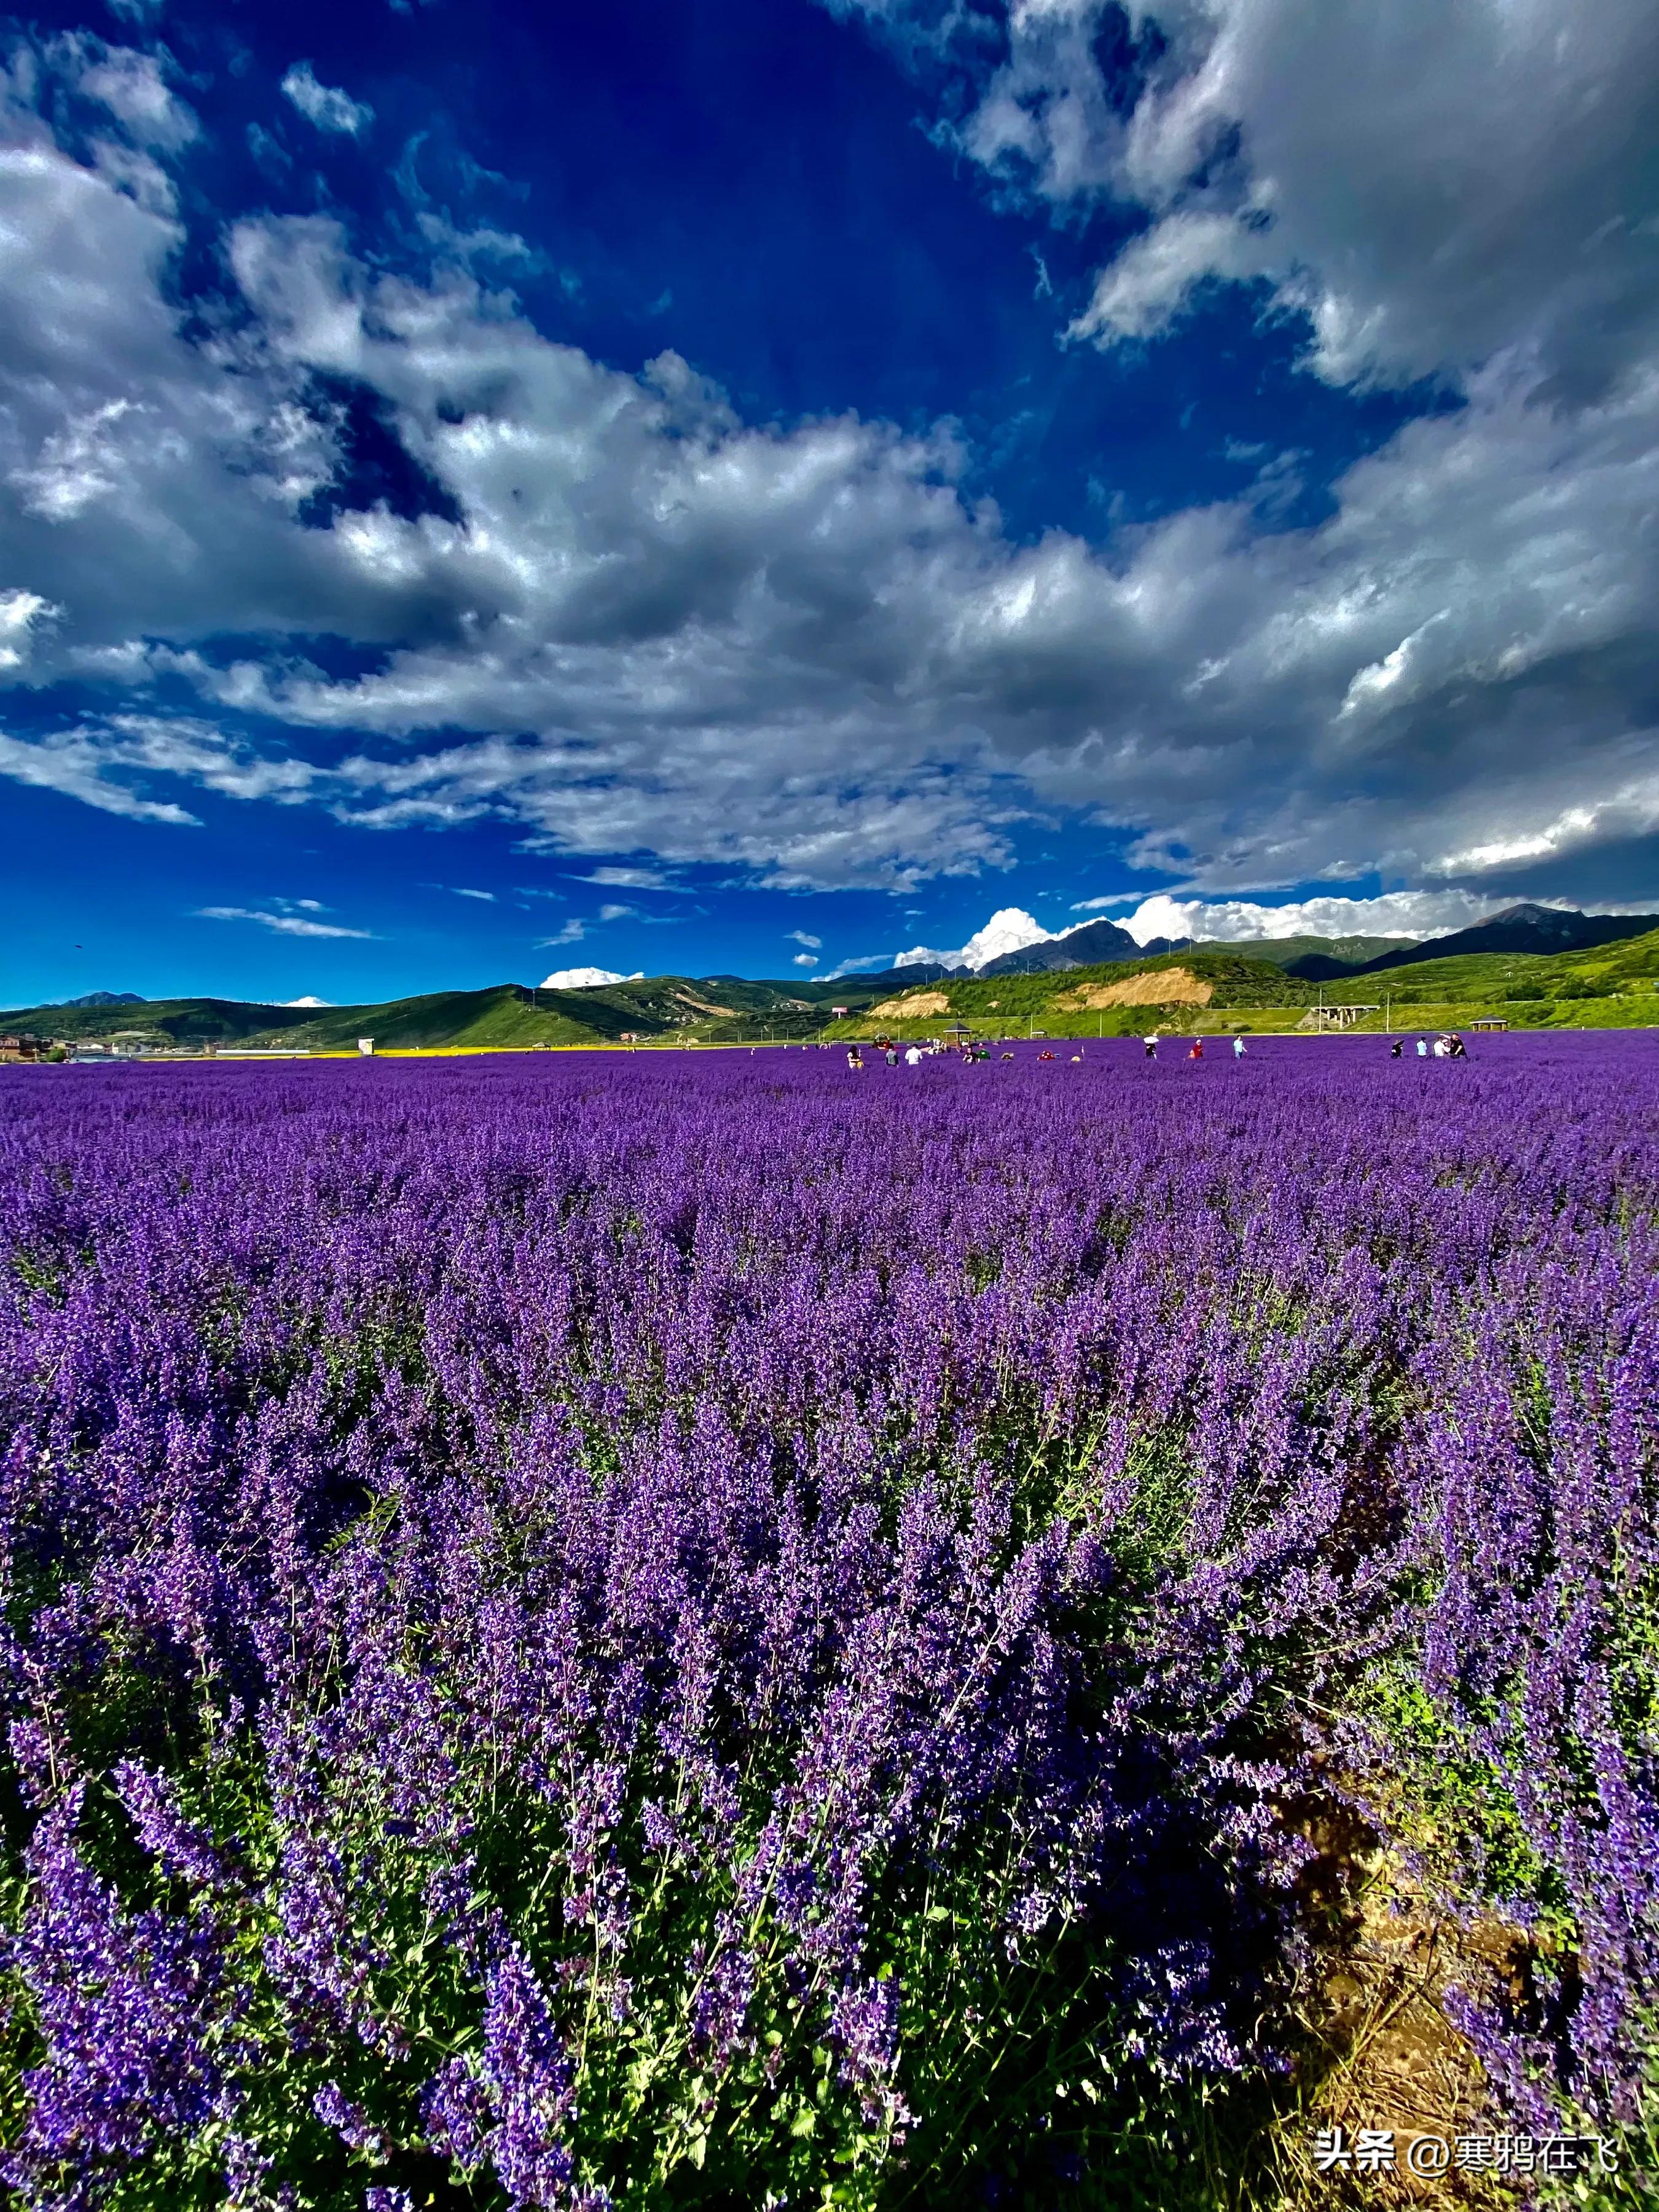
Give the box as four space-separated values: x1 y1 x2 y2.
1302 927 1659 1016
818 931 1659 1038
0 972 907 1053
818 950 1323 1038
1206 933 1418 974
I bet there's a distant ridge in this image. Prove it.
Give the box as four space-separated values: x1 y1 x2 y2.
59 990 146 1007
1355 903 1659 974
975 916 1189 975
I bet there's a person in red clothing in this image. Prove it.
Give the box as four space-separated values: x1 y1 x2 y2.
1188 1039 1204 1060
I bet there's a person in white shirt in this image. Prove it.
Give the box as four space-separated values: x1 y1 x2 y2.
904 1045 923 1066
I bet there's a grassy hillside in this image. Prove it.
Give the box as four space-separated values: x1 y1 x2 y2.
1309 927 1659 1011
0 973 906 1053
0 997 342 1045
820 933 1659 1040
821 952 1319 1038
1205 933 1417 972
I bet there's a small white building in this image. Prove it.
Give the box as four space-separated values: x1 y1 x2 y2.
358 1037 375 1056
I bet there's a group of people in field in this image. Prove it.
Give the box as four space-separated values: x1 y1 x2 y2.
845 1037 997 1069
844 1028 1472 1069
1138 1033 1248 1062
1395 1033 1469 1057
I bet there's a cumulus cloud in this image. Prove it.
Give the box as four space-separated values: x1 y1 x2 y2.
1102 888 1504 946
280 994 332 1006
841 0 1659 394
792 951 818 967
280 62 374 137
895 906 1058 970
861 881 1634 971
0 22 1655 906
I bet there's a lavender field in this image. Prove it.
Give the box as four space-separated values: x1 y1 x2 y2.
1 1039 1655 2209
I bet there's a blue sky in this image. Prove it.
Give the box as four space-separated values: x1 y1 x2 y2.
2 0 1658 1005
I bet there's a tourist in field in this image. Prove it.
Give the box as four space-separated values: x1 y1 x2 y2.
1233 1035 1246 1059
1188 1039 1204 1061
1390 1039 1403 1057
846 1045 864 1070
905 1045 923 1066
1143 1032 1158 1058
1416 1036 1428 1057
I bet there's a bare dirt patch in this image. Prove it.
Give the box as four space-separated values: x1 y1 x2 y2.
1056 967 1214 1009
871 990 951 1018
1275 1789 1532 2209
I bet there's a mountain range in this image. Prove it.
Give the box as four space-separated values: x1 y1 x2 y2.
1338 902 1657 974
7 906 1657 1050
890 902 1657 981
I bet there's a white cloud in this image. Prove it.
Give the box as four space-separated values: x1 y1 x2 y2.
1069 211 1264 348
896 906 1059 971
792 951 818 967
11 399 142 519
280 994 332 1006
571 866 675 888
597 901 636 922
53 36 198 151
823 951 905 979
1108 888 1504 946
539 966 645 989
0 723 198 822
539 919 586 946
786 929 823 949
280 62 373 137
0 587 57 670
197 903 372 939
451 885 495 900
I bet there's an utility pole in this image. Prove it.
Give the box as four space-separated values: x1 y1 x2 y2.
1384 992 1391 1035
